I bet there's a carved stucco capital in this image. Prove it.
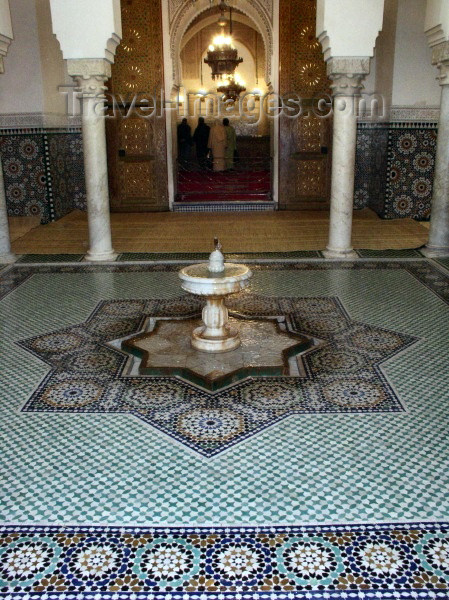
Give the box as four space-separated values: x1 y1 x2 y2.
0 56 4 75
432 41 449 86
67 58 111 97
327 57 371 96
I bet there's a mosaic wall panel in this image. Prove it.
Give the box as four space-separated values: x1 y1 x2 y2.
354 123 437 219
0 133 49 222
354 125 389 212
47 133 86 216
0 130 86 223
385 125 437 220
107 0 169 211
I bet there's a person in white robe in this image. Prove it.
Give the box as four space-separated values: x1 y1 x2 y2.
208 121 227 172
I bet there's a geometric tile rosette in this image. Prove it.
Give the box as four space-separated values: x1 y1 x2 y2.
0 523 448 598
18 293 418 458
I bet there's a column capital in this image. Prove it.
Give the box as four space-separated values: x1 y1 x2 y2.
432 41 449 85
67 58 111 96
326 57 371 95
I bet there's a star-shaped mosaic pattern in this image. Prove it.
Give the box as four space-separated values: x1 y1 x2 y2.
119 315 312 391
18 294 418 457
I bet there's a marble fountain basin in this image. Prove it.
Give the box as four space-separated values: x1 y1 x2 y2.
179 262 252 353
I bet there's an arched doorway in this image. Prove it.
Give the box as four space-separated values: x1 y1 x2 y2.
105 0 331 213
172 6 274 208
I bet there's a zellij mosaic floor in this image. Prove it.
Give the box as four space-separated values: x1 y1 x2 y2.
1 258 449 599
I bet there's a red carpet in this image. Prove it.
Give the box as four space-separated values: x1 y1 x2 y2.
177 170 272 202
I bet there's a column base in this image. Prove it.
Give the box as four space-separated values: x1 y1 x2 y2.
84 250 118 262
0 252 17 264
322 248 358 259
420 246 449 258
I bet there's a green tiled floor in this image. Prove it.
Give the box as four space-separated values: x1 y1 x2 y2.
1 261 448 529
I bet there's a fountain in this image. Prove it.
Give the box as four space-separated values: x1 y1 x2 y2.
179 239 252 352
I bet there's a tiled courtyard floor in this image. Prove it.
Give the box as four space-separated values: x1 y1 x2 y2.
1 258 448 599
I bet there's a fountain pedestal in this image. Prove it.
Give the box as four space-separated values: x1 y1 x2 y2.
179 241 252 353
192 296 239 352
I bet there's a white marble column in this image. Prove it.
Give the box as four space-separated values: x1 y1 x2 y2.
323 58 370 259
0 56 15 263
422 42 449 257
68 59 116 262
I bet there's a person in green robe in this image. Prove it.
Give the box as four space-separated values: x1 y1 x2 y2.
223 118 237 171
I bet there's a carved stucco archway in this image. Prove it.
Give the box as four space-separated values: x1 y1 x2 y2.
168 0 274 88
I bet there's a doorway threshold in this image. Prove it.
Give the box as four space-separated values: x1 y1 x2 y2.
172 201 277 212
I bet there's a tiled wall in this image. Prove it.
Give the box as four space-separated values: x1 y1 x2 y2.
1 122 439 222
0 128 86 224
354 122 438 220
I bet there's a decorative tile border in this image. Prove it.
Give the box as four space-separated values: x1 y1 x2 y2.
172 202 276 212
0 522 448 598
15 254 85 264
434 257 449 272
117 251 322 261
355 249 424 258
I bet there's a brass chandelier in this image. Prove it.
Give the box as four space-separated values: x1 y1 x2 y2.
204 37 243 80
217 75 246 101
202 0 246 101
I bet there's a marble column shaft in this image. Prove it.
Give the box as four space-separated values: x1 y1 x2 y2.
324 58 370 259
425 42 449 255
68 59 116 262
0 56 15 263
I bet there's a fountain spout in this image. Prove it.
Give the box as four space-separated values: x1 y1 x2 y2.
208 237 225 273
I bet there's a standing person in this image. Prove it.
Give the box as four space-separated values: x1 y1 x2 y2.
207 120 227 172
177 118 192 168
193 117 210 170
223 118 237 171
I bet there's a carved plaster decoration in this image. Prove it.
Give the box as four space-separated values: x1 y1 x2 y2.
169 0 186 25
169 0 273 85
169 0 273 26
0 113 82 130
432 40 449 85
67 59 112 97
390 106 440 122
327 57 370 96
